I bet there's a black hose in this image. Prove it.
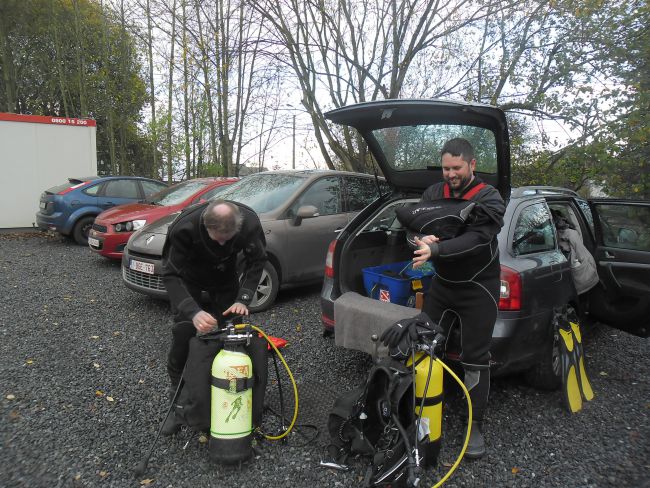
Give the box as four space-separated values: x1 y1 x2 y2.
134 371 185 478
272 350 286 431
391 413 418 487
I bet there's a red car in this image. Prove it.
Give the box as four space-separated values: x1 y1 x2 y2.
88 177 238 259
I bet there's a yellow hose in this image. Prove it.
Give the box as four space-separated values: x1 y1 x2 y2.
251 325 299 440
430 358 473 488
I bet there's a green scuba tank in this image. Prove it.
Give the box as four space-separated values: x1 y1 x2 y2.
209 326 254 464
406 351 444 466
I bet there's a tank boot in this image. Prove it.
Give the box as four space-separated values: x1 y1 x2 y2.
161 384 181 436
465 421 485 459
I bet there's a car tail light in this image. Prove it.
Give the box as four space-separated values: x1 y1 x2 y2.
499 264 521 311
58 181 91 195
322 313 335 327
325 240 337 278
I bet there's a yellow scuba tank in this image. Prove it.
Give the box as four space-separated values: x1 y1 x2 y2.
209 325 254 464
407 351 444 466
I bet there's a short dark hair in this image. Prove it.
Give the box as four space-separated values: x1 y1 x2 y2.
202 200 243 234
441 138 475 163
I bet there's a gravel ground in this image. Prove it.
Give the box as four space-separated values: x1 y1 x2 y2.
1 233 648 488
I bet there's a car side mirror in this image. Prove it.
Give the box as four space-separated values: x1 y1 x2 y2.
292 205 319 226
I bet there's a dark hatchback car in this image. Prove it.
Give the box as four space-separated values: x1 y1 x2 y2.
320 99 650 389
36 176 167 245
121 170 389 312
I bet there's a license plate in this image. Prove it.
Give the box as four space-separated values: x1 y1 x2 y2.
39 202 46 209
130 259 155 275
88 237 100 247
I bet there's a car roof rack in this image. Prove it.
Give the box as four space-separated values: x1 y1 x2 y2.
511 186 579 198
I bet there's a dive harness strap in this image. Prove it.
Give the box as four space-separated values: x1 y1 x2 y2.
414 392 443 407
211 376 254 393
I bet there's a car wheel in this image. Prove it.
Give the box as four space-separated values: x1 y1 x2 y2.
72 216 95 246
246 262 279 313
524 324 562 391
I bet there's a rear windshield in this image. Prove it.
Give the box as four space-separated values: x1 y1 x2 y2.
150 180 210 206
216 174 306 213
371 124 498 174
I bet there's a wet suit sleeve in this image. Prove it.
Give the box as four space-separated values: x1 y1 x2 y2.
429 186 505 261
162 225 203 320
236 220 267 306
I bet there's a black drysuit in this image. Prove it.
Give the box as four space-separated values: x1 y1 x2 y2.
419 177 505 421
161 201 267 385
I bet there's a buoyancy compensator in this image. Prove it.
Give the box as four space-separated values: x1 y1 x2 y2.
327 357 424 487
325 314 474 488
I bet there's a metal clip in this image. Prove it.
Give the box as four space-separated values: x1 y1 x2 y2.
319 460 349 471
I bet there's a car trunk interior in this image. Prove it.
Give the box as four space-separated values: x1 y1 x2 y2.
339 198 420 299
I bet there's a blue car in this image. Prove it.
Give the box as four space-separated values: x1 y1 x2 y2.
36 176 167 245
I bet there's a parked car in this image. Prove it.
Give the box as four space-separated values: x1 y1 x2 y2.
88 177 238 259
319 99 650 390
121 170 390 312
36 176 167 245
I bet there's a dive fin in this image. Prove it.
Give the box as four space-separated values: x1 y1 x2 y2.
570 321 594 401
558 326 582 413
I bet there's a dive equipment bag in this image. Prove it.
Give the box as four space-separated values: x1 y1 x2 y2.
327 358 436 487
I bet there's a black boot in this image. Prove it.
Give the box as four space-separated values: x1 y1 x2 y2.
465 421 485 459
161 384 181 436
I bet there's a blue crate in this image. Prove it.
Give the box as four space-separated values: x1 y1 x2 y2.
362 261 435 306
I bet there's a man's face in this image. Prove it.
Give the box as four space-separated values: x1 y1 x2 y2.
441 153 476 191
206 228 236 246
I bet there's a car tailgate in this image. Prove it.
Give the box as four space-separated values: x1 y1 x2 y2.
334 292 420 357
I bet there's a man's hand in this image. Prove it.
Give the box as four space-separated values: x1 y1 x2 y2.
223 302 249 317
412 235 439 268
192 310 218 333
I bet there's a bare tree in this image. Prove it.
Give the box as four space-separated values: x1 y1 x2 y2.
250 0 504 172
165 0 177 183
145 0 158 177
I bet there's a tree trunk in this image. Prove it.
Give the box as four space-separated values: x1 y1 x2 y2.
194 0 218 172
0 5 17 112
166 0 177 184
146 0 158 178
181 0 191 179
72 0 88 117
100 0 117 175
50 0 70 117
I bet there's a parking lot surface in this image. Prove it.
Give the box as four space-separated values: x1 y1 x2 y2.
1 234 648 487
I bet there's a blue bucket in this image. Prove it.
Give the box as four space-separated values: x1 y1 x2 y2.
362 261 435 306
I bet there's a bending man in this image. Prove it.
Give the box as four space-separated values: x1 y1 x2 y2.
161 199 267 434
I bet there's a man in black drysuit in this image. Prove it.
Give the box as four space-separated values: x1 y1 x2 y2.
160 199 267 434
412 138 505 459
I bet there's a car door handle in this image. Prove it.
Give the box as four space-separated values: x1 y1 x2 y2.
105 202 115 207
605 251 615 259
334 228 343 233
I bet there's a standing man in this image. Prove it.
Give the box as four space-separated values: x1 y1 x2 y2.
161 199 267 433
412 138 505 458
